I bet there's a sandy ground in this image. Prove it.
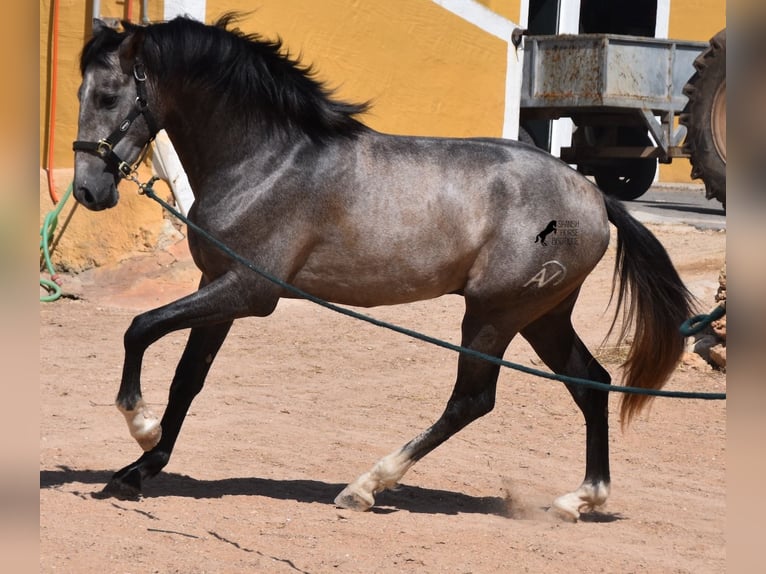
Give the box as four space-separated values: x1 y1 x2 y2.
40 220 726 573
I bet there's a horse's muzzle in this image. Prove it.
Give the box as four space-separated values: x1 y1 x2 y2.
74 180 119 211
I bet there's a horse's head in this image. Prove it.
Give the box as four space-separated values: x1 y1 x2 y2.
73 20 158 211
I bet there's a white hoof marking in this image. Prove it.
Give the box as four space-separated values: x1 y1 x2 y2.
551 481 610 521
337 450 414 511
335 477 376 511
118 399 162 451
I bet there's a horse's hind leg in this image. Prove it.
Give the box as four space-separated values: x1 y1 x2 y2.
335 302 514 511
520 291 612 521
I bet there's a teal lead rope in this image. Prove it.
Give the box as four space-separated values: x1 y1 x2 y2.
680 303 726 337
138 177 725 402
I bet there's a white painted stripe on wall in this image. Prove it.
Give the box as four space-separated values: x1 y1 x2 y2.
164 0 206 22
155 1 207 210
431 0 515 41
503 41 523 139
655 0 670 39
548 1 581 157
653 0 670 181
431 0 523 139
519 0 530 28
558 0 581 33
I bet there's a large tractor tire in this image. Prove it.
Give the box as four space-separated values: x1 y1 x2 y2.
681 29 726 207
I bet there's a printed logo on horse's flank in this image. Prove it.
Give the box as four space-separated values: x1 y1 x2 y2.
524 260 567 288
534 219 580 246
534 220 557 245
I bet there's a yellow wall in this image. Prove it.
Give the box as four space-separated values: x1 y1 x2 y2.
668 0 726 40
212 1 507 138
41 0 509 171
476 0 523 22
40 0 510 271
41 0 165 169
660 0 726 183
39 0 726 273
41 1 168 272
43 0 726 175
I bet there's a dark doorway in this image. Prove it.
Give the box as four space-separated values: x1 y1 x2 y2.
579 0 657 36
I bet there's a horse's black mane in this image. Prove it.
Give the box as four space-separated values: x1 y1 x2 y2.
81 13 370 142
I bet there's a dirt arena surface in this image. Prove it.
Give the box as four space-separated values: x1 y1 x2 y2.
40 220 726 573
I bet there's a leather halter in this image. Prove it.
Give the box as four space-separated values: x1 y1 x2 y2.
73 62 159 178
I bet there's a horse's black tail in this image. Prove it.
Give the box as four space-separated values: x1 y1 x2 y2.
603 194 695 426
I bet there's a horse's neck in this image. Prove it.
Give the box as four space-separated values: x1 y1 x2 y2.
160 109 307 200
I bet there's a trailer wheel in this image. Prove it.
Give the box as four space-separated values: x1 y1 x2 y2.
592 158 657 201
680 29 726 207
589 129 657 201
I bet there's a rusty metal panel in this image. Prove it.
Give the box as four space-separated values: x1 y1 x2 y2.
521 34 707 113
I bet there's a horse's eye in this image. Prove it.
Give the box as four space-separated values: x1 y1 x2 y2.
100 94 119 109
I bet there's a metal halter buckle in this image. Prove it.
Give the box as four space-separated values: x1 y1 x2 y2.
95 139 113 158
118 161 134 177
133 64 147 82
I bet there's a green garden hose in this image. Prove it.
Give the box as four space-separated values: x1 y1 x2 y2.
40 182 73 302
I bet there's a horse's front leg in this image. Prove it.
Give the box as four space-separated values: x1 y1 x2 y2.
102 320 233 498
100 273 265 499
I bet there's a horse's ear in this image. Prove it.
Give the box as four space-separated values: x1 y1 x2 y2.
92 18 110 36
117 25 146 74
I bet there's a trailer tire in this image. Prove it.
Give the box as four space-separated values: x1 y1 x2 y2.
589 129 657 201
680 29 726 207
592 158 657 201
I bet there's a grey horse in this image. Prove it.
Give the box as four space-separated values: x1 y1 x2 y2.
72 15 693 521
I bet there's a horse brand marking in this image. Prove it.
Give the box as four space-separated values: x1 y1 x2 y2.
534 220 557 245
535 220 580 246
524 260 567 288
554 220 580 246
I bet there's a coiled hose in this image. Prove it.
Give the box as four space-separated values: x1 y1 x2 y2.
40 182 73 302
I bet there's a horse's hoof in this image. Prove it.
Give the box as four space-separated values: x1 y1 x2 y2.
94 468 143 501
551 492 584 522
549 501 579 523
135 425 162 452
334 486 374 511
551 481 609 522
118 400 162 452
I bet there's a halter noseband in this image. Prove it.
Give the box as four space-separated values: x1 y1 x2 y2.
73 62 159 179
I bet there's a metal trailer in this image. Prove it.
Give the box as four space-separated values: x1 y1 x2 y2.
518 33 709 200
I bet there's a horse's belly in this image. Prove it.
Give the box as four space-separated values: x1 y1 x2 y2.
290 250 471 307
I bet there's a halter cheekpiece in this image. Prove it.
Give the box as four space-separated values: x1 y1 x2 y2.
73 62 159 179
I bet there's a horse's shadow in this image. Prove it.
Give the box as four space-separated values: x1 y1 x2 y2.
40 466 623 522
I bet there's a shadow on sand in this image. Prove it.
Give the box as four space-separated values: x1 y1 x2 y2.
41 465 624 522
